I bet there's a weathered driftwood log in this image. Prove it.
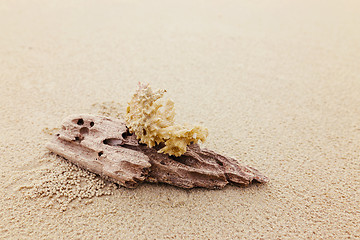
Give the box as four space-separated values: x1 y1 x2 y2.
47 115 269 189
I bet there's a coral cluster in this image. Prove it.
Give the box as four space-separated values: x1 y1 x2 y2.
125 83 208 156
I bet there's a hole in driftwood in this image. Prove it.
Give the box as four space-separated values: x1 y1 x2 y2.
77 119 84 125
98 151 103 157
103 138 123 146
122 131 129 139
80 127 89 135
90 121 94 127
121 128 134 140
215 159 224 166
103 138 139 151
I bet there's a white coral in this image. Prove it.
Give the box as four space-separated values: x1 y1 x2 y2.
125 83 208 156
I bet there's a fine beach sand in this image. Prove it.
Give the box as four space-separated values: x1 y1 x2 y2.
1 0 359 239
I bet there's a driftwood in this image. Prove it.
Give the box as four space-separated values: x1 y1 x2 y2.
46 115 269 189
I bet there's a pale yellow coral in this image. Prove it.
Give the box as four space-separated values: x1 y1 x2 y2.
125 83 208 156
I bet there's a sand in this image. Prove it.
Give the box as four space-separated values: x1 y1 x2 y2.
0 0 359 239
